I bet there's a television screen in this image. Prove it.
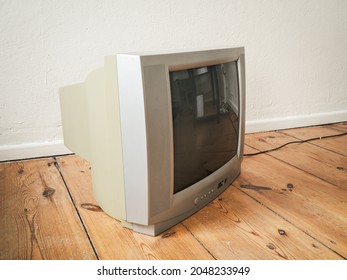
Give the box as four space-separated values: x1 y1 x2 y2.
170 61 240 193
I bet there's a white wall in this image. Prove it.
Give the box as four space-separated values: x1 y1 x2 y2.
1 0 347 160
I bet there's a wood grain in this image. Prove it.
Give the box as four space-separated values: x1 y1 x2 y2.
56 156 214 260
236 149 347 258
1 123 345 260
183 186 341 259
245 130 347 189
0 158 96 260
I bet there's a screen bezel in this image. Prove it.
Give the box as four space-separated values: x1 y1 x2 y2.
117 47 245 227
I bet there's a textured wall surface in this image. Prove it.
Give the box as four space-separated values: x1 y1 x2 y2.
0 0 347 152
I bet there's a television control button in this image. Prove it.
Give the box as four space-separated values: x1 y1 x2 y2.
194 197 199 205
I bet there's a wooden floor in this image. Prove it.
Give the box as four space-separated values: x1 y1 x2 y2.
0 122 346 260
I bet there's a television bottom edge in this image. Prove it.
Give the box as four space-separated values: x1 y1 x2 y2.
133 203 214 236
123 170 241 237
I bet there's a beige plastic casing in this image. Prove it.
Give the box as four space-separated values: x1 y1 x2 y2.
59 56 128 225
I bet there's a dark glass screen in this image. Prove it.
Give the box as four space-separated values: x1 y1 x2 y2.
170 61 240 194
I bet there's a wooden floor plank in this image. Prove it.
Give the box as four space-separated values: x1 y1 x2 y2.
280 124 347 156
0 158 97 260
245 130 347 189
183 186 341 259
330 122 347 132
238 147 347 258
56 156 214 260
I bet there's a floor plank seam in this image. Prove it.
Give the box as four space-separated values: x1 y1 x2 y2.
181 222 217 260
52 157 100 260
0 153 74 164
236 186 346 260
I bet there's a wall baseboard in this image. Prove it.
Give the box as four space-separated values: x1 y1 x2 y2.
1 110 346 162
245 110 347 133
0 141 72 162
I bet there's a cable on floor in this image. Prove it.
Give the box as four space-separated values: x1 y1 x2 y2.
244 131 347 157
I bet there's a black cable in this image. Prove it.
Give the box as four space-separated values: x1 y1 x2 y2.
244 131 347 157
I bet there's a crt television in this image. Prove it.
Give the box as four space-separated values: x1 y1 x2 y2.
59 47 245 236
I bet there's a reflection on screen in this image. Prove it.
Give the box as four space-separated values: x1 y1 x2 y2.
170 61 240 193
